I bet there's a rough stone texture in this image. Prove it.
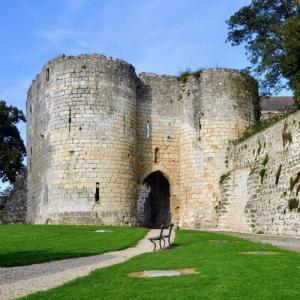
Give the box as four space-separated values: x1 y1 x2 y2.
27 54 257 228
27 55 138 225
218 110 300 235
0 171 27 224
179 71 257 228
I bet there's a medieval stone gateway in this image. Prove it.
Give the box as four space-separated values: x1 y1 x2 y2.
26 54 300 235
26 54 257 228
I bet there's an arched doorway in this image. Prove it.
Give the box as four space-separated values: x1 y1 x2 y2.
137 171 171 228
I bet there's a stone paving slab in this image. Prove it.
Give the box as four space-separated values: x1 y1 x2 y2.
129 268 198 278
0 229 176 300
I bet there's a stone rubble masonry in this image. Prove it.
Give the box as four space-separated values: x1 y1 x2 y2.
26 54 257 228
0 170 27 224
218 110 300 236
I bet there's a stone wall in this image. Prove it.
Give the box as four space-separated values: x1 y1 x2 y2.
27 55 138 225
179 70 257 228
218 111 300 235
136 73 182 224
27 54 257 228
0 171 27 223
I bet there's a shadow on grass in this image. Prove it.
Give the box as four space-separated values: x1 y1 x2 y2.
0 250 103 268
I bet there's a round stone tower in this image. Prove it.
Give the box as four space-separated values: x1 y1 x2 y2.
27 54 138 225
179 68 258 228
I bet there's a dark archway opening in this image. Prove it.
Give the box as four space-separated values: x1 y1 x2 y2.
141 171 171 228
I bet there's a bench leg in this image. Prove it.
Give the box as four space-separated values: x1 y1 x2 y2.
150 239 157 251
159 238 165 249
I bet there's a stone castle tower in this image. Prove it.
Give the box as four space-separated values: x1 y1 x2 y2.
27 54 258 228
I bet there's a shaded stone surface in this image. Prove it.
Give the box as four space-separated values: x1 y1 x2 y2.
138 171 171 228
129 268 198 278
0 170 27 224
145 270 181 277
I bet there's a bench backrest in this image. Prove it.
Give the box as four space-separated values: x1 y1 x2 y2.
159 223 174 237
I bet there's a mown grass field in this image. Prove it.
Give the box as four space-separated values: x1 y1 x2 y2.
0 224 147 267
23 230 300 300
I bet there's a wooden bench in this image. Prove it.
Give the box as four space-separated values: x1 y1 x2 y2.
149 223 174 251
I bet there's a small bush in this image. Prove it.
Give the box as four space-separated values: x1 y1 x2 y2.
237 114 287 143
282 122 293 147
220 172 231 184
288 198 299 211
177 68 192 83
259 169 266 184
177 68 203 83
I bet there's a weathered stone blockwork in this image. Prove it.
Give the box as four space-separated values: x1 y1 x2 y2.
218 111 300 235
0 171 27 224
27 54 257 228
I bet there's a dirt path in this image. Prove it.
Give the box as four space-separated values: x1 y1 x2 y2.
0 229 175 300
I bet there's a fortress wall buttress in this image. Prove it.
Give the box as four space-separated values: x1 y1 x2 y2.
27 55 138 225
136 73 182 224
179 69 258 228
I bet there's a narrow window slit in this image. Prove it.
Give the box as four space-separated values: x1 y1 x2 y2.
95 182 100 203
198 118 201 141
154 147 160 163
46 68 50 81
167 122 172 141
123 110 126 133
68 107 72 132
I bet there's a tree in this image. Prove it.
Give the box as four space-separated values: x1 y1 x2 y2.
226 0 299 101
0 100 26 183
282 12 300 101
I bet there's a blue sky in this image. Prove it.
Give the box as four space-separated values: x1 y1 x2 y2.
0 0 291 176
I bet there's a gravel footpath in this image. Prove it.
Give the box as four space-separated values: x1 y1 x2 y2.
0 229 175 300
205 230 300 253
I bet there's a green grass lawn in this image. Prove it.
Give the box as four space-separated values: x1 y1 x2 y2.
0 224 147 267
23 230 300 300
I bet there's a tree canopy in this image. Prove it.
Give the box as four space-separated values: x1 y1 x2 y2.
0 100 26 183
227 0 299 104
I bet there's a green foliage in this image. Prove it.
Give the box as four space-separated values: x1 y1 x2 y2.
24 230 300 300
0 100 26 183
288 198 299 211
219 172 231 184
227 1 299 97
282 121 293 147
282 12 300 107
259 168 266 184
241 71 261 123
238 114 285 142
177 68 203 83
0 225 147 267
